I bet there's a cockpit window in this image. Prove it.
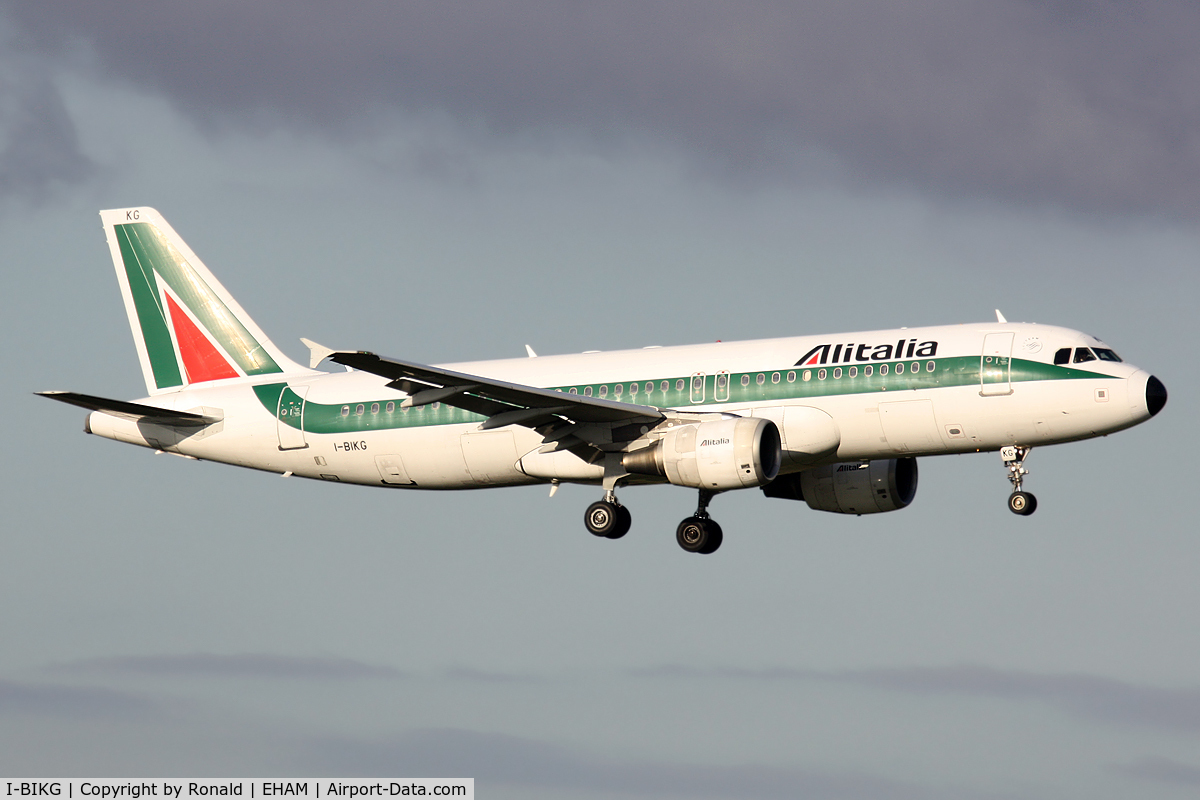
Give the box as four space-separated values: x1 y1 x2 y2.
1073 348 1097 364
1093 348 1122 362
1053 348 1071 365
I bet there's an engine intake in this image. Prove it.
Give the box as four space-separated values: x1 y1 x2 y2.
624 418 781 490
763 457 918 514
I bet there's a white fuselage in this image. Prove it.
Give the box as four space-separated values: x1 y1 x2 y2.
84 322 1159 490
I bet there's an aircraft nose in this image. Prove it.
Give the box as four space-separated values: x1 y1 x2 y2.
1146 375 1167 417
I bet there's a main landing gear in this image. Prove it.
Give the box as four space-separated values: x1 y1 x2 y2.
1002 446 1037 516
584 491 631 539
582 488 725 554
676 489 723 555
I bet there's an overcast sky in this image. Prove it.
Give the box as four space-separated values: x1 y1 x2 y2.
1 3 1198 798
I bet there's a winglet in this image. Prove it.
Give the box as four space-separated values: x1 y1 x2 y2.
300 338 337 369
995 309 1008 324
525 344 538 358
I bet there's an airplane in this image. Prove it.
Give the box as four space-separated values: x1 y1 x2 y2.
40 207 1167 554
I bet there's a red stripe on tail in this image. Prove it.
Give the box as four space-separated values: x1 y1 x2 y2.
165 293 239 383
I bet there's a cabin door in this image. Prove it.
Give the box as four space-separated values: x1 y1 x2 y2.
980 333 1014 396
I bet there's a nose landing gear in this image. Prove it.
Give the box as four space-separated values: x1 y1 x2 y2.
1002 446 1037 516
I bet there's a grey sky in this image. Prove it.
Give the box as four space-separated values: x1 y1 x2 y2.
1 3 1197 799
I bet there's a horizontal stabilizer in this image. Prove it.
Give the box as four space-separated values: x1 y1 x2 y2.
37 391 220 427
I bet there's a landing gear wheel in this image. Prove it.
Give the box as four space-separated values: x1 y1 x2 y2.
585 501 618 537
585 500 631 538
697 520 723 554
676 517 721 554
609 504 632 539
1008 491 1037 516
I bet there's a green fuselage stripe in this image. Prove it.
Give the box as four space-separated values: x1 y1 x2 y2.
255 356 1108 434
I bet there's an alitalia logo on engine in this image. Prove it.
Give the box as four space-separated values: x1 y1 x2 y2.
700 438 731 447
795 339 939 366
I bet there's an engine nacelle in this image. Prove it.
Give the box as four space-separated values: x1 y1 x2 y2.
624 418 781 490
763 458 918 514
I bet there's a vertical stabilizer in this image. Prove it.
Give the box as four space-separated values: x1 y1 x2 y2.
100 207 311 395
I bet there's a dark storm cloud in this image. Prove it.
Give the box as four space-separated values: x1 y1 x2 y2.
0 677 154 718
49 653 402 680
636 664 1200 735
3 0 1199 217
0 47 92 200
305 728 999 800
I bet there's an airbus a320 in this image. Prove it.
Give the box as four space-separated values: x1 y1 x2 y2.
41 208 1167 554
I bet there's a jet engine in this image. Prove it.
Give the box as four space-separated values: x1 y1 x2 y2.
623 418 781 490
762 457 918 514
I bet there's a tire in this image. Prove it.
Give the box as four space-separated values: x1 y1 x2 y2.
585 501 620 537
607 504 632 539
676 516 712 553
1008 491 1037 516
697 520 723 554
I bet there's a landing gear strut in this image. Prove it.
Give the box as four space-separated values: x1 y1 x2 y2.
1001 446 1037 516
584 489 631 539
676 489 723 554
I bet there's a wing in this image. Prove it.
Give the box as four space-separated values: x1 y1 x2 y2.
321 349 664 444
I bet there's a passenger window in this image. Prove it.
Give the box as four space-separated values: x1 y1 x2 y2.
741 374 750 386
786 371 796 383
1094 348 1122 362
371 403 379 414
864 365 873 376
584 386 593 396
895 363 904 374
803 370 811 381
341 405 350 417
1073 348 1096 364
880 364 888 376
818 369 826 380
386 402 394 413
716 374 728 388
569 387 577 394
848 366 857 378
629 383 638 396
646 382 655 393
613 384 622 397
676 379 684 391
833 367 842 379
355 404 365 415
771 372 780 384
911 362 920 373
756 374 765 385
1053 348 1071 365
926 361 935 372
599 385 608 397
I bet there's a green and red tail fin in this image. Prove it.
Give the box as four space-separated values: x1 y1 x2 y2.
100 207 312 395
